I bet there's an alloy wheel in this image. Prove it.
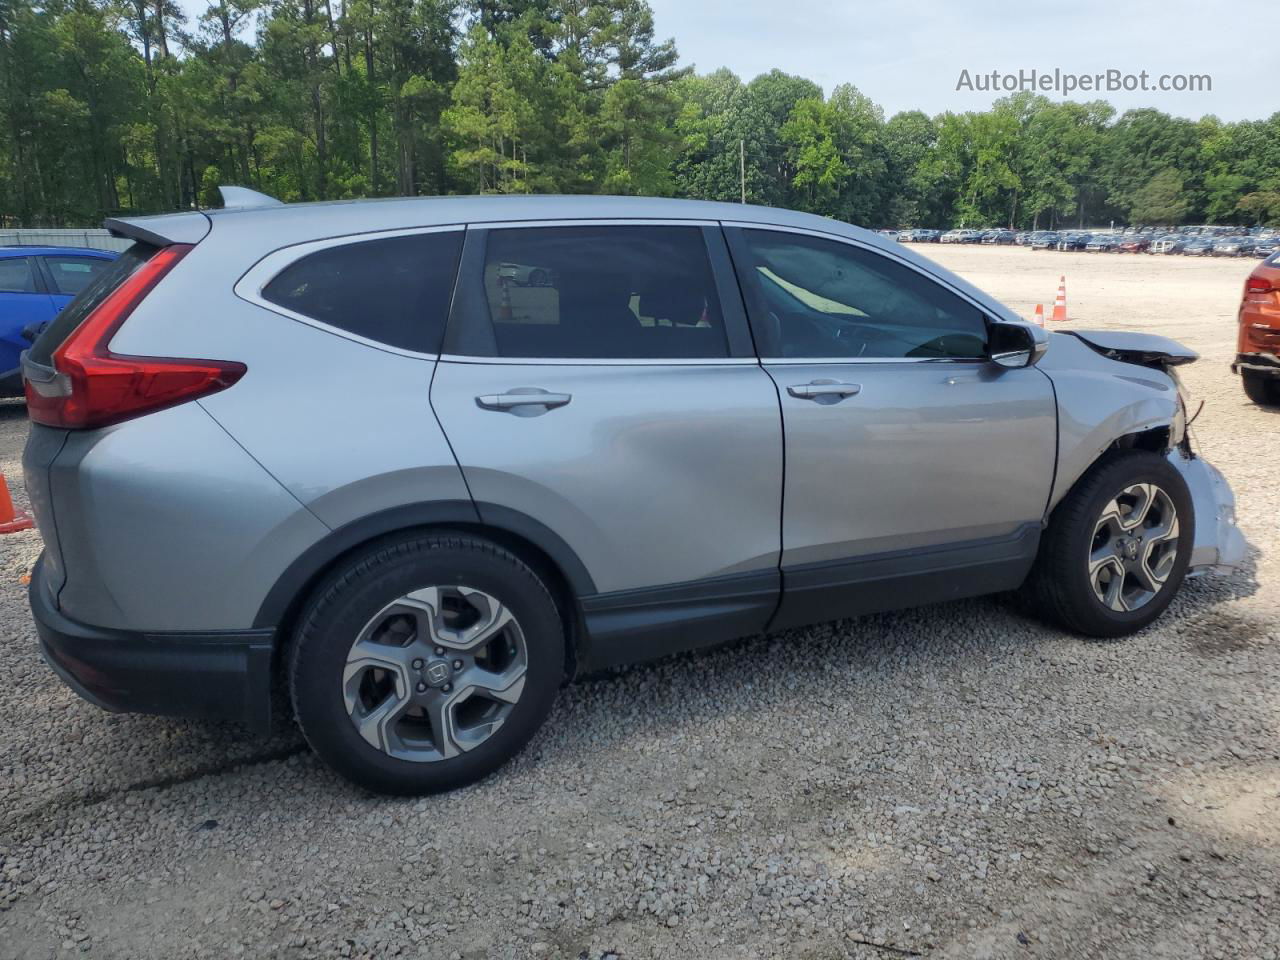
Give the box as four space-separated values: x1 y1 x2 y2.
342 586 527 762
1088 483 1180 613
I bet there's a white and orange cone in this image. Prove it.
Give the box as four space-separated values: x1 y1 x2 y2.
0 475 33 534
1051 276 1068 322
1033 303 1045 327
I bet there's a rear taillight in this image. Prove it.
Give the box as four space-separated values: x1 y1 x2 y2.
1246 275 1275 295
24 244 246 430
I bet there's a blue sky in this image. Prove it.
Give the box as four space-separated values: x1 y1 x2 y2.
175 0 1276 122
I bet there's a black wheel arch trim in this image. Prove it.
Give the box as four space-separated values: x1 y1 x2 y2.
252 500 598 630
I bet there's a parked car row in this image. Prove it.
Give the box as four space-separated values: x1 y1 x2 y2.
890 227 1279 259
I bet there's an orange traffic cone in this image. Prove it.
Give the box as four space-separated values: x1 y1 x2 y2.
0 475 33 534
1051 276 1068 322
1033 303 1045 327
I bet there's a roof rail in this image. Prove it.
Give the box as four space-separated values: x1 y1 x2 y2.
218 186 283 210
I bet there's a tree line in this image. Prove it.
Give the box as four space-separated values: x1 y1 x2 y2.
3 0 1280 229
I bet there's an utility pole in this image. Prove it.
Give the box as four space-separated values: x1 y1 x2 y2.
739 139 746 205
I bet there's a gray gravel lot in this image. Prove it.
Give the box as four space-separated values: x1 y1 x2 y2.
1 247 1277 959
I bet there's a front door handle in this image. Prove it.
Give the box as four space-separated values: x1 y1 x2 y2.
786 380 862 402
476 388 572 415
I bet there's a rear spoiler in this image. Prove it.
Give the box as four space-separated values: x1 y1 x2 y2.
103 211 211 247
1065 329 1198 369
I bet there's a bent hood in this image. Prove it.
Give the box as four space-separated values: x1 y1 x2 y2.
1064 329 1198 369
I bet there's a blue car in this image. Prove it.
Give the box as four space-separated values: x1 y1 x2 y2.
0 246 117 396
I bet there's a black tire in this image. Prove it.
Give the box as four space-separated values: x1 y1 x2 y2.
1242 371 1280 406
1022 450 1194 638
288 533 564 795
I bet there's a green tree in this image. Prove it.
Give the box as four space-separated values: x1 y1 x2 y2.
1101 108 1199 222
883 110 938 226
1128 168 1190 225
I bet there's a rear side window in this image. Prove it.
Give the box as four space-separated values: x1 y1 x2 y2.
262 231 463 353
30 242 156 366
0 257 36 293
476 226 728 360
42 256 113 296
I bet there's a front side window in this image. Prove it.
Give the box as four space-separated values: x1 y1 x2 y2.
736 230 988 360
0 257 36 294
479 226 728 360
42 256 113 296
262 231 463 353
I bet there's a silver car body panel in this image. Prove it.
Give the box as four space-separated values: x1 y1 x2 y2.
41 403 329 631
765 360 1056 566
430 360 784 593
108 221 472 536
1035 332 1184 509
28 195 1244 643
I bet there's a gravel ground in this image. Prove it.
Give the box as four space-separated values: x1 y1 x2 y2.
1 246 1277 959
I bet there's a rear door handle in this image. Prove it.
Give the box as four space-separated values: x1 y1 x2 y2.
476 389 572 415
786 381 862 401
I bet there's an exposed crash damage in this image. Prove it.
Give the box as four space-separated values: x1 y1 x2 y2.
1040 328 1245 577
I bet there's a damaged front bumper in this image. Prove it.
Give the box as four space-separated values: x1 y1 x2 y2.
1168 449 1247 576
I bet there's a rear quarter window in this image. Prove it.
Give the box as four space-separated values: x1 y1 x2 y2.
261 231 463 353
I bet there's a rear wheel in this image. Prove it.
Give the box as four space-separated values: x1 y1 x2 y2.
1242 371 1280 406
1023 451 1193 637
288 534 564 795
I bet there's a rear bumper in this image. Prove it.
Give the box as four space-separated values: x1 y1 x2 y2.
1232 352 1280 378
30 556 276 731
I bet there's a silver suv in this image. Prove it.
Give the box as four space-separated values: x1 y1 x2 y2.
22 192 1245 795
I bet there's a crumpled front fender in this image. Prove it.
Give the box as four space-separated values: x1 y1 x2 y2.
1041 333 1183 509
1168 449 1247 576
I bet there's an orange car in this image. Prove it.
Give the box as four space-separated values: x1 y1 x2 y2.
1234 251 1280 405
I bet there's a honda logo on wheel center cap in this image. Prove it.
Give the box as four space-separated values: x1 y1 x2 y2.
424 660 452 686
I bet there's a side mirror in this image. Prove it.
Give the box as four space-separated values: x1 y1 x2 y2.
988 320 1049 369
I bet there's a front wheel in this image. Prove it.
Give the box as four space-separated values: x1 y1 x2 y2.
1242 371 1280 406
1022 451 1193 637
288 534 564 795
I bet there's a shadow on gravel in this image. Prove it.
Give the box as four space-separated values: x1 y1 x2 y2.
0 398 28 421
1 715 307 838
1183 608 1272 656
1169 541 1266 654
